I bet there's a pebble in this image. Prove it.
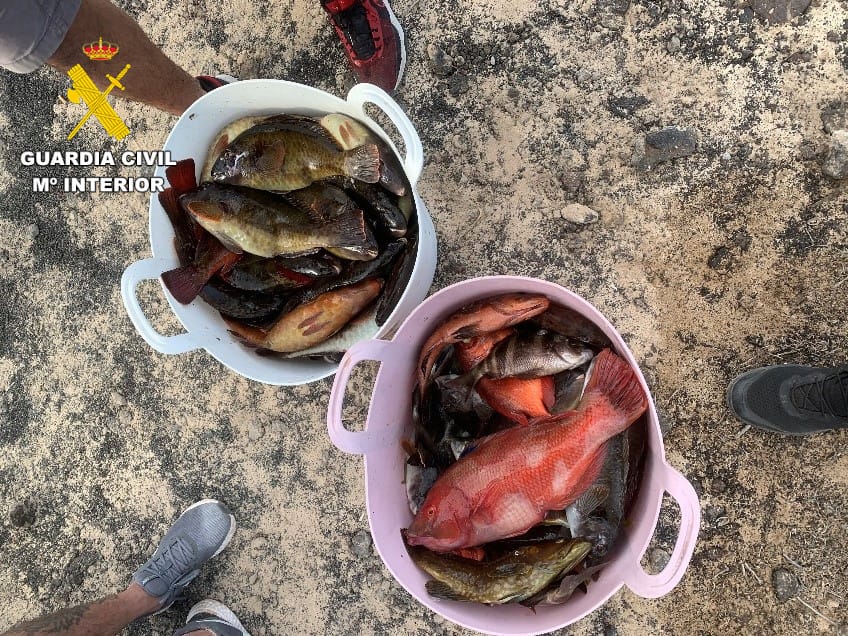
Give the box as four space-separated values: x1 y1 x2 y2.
711 478 726 494
109 390 127 407
827 31 841 43
822 130 848 179
821 102 848 134
604 626 619 636
798 141 819 161
666 36 681 53
10 502 36 527
248 573 259 585
489 56 496 66
25 224 39 239
249 535 268 558
247 422 265 441
559 203 599 225
750 0 811 24
772 567 801 602
350 530 372 557
631 126 697 170
649 548 670 571
426 43 454 78
836 624 848 636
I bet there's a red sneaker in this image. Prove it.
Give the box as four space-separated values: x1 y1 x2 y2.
321 0 406 92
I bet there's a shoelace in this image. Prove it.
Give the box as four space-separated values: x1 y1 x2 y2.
792 370 848 417
144 538 194 583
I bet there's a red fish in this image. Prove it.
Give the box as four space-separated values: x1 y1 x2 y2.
417 294 550 397
455 329 554 426
161 233 240 304
405 349 647 552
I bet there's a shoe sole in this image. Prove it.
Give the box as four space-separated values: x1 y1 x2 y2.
382 1 406 90
187 599 251 635
182 498 237 558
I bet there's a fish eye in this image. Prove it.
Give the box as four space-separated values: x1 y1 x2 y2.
427 507 436 518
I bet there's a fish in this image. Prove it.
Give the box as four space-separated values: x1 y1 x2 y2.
416 294 552 399
283 238 406 312
200 115 268 183
319 113 407 195
198 278 289 322
211 118 381 191
165 158 198 197
283 182 359 220
521 562 606 608
224 278 382 353
220 253 342 292
375 236 416 326
159 187 197 267
180 183 370 258
404 536 592 604
161 233 241 304
405 349 647 552
345 180 408 239
454 329 555 426
406 462 440 515
324 224 380 261
531 304 612 350
279 303 379 359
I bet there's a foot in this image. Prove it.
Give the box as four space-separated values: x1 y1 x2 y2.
727 364 848 435
173 599 251 636
132 500 236 616
197 74 239 92
321 0 406 91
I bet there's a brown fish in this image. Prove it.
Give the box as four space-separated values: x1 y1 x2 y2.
211 118 380 191
224 278 382 353
532 304 612 350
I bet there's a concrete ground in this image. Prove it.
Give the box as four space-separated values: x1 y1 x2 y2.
0 0 846 634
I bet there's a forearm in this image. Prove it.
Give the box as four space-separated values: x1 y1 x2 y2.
46 0 203 115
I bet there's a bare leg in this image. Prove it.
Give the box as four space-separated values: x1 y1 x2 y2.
2 583 158 636
46 0 205 115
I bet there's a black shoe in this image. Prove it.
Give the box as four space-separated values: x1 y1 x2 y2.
727 364 848 435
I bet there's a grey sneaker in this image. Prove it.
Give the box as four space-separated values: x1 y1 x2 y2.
173 599 251 636
132 499 236 615
727 364 848 435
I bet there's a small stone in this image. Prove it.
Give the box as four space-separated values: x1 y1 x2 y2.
247 422 265 441
248 573 259 585
772 568 801 602
489 56 496 66
249 536 268 558
507 87 520 99
649 548 670 571
827 31 841 43
604 626 619 636
426 43 454 78
10 502 36 527
632 126 697 170
559 203 599 225
350 530 372 557
750 0 810 24
711 478 726 494
25 224 39 239
798 141 819 161
109 391 127 407
575 68 592 85
720 151 732 163
666 35 681 53
836 623 848 636
821 102 848 134
822 130 848 179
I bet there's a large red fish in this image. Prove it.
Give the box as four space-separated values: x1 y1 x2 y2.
455 329 554 425
405 348 647 552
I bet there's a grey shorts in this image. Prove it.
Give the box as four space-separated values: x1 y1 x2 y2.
0 0 82 73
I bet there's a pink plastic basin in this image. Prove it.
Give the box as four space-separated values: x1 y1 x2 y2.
327 276 700 636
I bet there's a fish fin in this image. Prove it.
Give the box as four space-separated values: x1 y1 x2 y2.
209 232 244 255
583 349 647 423
573 483 610 519
161 266 207 304
541 375 556 410
256 141 287 173
320 209 369 250
425 580 469 602
555 443 610 514
183 199 224 222
343 144 381 183
165 159 197 196
222 316 267 346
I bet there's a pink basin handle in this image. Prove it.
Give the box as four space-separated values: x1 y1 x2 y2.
623 463 701 598
327 338 399 455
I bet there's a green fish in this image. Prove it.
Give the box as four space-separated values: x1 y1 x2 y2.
211 117 381 192
404 536 591 604
180 184 369 258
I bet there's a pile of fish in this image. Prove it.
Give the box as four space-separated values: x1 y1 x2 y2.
158 112 418 360
402 293 648 607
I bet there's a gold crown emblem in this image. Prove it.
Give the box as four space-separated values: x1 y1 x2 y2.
83 37 119 61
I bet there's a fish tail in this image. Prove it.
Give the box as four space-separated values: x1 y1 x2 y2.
222 316 267 347
165 158 197 196
161 265 208 304
378 155 406 195
321 209 369 249
583 349 647 423
343 144 381 183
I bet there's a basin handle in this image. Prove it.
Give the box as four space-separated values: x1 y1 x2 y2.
623 462 701 598
121 258 201 355
346 83 424 187
327 338 400 455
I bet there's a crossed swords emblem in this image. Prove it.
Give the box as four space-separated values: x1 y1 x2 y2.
66 63 132 141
